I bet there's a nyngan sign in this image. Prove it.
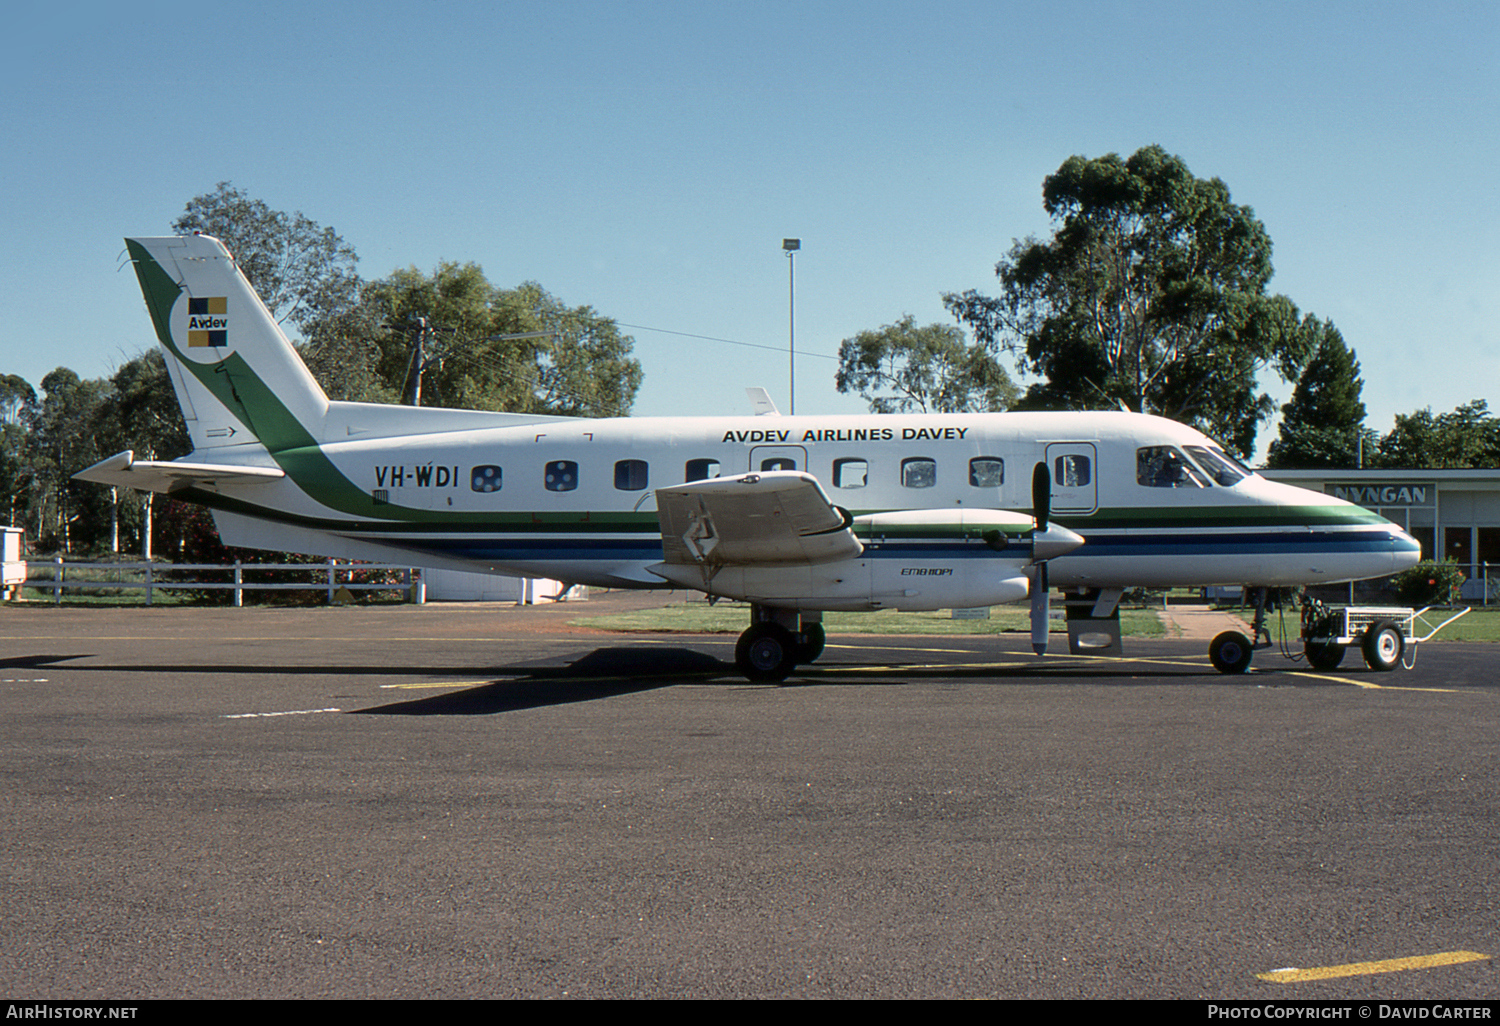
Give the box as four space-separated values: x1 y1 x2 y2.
1327 483 1435 509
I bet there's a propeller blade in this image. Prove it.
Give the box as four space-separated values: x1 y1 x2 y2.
1032 461 1050 533
1030 561 1050 655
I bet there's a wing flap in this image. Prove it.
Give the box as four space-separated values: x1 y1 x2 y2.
74 450 285 494
655 471 862 568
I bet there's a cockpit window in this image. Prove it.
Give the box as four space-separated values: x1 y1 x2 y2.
1183 445 1249 486
1137 446 1210 488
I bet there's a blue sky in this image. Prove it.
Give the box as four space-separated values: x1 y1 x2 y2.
4 0 1496 460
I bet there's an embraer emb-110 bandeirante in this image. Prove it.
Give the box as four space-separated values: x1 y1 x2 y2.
79 234 1422 680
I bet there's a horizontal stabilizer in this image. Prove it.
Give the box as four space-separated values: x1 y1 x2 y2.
73 450 284 494
655 471 862 569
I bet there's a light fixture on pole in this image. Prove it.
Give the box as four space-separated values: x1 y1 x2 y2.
783 238 799 415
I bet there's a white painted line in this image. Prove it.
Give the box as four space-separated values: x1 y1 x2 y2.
221 707 343 719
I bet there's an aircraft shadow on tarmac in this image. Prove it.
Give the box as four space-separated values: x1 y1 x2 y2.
356 647 733 715
0 654 81 670
354 642 1343 716
9 642 1380 719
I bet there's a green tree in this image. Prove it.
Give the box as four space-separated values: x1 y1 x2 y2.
1265 319 1374 469
835 315 1018 414
24 368 109 551
360 263 642 416
366 261 542 411
0 374 36 528
510 282 643 417
944 145 1315 455
299 293 399 404
173 182 360 334
1373 400 1500 469
88 352 193 555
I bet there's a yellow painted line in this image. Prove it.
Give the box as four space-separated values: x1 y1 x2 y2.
1368 684 1473 693
379 681 489 691
815 660 1079 675
0 635 618 643
1258 950 1490 983
1288 669 1472 693
833 642 1005 655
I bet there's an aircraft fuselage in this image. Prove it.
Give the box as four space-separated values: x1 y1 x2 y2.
196 407 1418 605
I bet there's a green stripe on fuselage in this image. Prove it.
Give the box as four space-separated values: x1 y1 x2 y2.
129 241 434 521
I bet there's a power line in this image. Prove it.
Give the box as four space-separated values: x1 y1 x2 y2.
615 323 838 362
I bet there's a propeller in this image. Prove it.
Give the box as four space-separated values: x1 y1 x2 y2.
1028 461 1085 655
1030 462 1051 654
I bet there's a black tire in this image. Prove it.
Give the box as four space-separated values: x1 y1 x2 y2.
1304 641 1345 671
1209 630 1254 674
795 622 826 663
735 623 798 683
1361 621 1405 672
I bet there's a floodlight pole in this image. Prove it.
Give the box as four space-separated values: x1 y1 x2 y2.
783 238 799 415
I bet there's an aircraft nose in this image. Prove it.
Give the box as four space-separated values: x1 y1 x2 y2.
1390 525 1423 571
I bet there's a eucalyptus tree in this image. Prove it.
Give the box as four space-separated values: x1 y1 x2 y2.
835 315 1018 414
944 145 1317 455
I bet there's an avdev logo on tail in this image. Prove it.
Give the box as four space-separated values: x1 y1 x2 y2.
186 296 228 348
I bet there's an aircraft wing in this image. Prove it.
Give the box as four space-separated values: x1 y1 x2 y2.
74 450 285 494
654 471 862 568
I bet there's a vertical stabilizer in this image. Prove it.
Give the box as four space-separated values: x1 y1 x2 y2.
125 235 330 453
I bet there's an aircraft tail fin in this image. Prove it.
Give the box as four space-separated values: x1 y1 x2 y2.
124 235 330 454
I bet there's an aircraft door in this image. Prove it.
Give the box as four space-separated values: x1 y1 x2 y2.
748 445 807 474
1045 442 1098 515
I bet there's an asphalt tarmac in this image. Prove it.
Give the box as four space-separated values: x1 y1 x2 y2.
2 596 1497 999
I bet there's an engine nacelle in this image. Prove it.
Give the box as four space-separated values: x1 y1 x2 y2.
653 508 1036 611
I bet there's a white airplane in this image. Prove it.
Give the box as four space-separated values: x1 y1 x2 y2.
79 234 1422 680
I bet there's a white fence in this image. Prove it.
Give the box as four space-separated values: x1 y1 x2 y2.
25 558 421 606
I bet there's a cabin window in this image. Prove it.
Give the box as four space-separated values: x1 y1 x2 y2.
969 457 1004 488
833 457 868 489
544 460 578 492
614 459 649 491
760 456 797 472
901 457 936 489
1055 454 1091 488
1136 446 1208 488
684 459 720 482
471 465 502 493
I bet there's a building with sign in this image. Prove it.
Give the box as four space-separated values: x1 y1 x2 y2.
1262 468 1500 598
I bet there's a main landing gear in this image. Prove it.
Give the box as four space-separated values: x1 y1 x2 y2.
735 605 824 682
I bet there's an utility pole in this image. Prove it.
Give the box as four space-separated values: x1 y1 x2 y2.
399 318 556 408
783 238 799 415
402 317 430 406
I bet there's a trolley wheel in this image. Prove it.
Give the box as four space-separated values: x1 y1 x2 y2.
1361 621 1405 672
735 623 798 683
1304 641 1345 671
1209 630 1254 675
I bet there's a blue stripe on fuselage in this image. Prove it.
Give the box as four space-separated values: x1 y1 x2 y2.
338 525 1409 566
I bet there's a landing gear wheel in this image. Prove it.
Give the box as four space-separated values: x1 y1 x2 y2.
1209 630 1254 675
795 623 826 663
1304 641 1345 671
1361 621 1405 672
736 623 798 683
